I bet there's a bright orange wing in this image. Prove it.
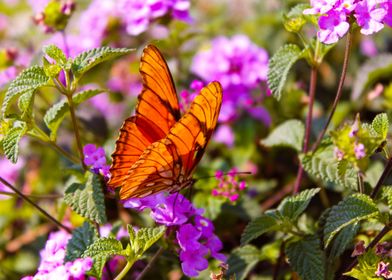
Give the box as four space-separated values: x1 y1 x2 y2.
119 82 223 199
108 45 181 189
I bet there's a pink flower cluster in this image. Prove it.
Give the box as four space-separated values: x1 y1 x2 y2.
21 231 92 280
212 168 246 202
304 0 392 44
123 192 226 277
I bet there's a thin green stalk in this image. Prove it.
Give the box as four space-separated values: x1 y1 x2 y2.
0 176 71 233
312 30 353 152
114 260 135 280
66 92 86 170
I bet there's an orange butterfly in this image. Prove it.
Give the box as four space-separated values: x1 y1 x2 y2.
107 45 223 200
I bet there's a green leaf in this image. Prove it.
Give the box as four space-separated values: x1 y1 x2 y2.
278 188 320 220
371 113 388 139
267 44 304 100
328 223 359 259
82 237 124 278
130 225 165 258
43 44 67 65
71 47 132 78
352 54 392 100
72 89 105 104
301 141 357 190
17 91 35 119
64 172 107 224
286 235 326 280
43 89 104 140
382 186 392 209
324 194 379 247
227 245 261 280
65 222 98 262
2 66 49 117
241 210 283 245
261 119 305 151
2 122 27 163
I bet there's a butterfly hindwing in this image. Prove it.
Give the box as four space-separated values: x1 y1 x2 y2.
118 82 223 199
108 45 181 189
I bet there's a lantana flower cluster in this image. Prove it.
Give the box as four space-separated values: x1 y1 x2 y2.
123 192 226 277
191 35 270 125
212 168 246 202
304 0 392 44
31 0 191 57
83 144 110 179
21 231 92 280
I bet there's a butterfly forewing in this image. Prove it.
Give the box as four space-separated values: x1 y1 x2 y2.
118 82 223 199
108 45 181 189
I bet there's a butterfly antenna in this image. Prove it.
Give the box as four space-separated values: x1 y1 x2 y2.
195 171 252 181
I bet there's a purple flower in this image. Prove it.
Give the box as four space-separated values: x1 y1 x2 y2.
354 0 387 35
214 124 235 147
354 142 366 159
179 245 209 277
191 35 269 122
303 0 338 15
351 240 365 257
317 10 350 44
83 144 110 177
360 36 378 57
65 257 93 278
123 192 226 277
177 223 202 250
375 261 391 278
381 1 392 27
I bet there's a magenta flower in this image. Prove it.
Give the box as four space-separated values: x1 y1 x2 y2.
123 192 226 277
83 144 110 178
191 35 270 122
381 1 392 27
317 10 350 44
351 240 365 257
177 223 202 250
214 124 235 147
354 0 387 35
212 168 247 202
180 245 209 277
303 0 338 15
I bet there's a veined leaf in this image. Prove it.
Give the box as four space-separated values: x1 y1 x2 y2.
278 188 320 220
82 237 124 278
2 122 27 163
17 91 35 120
323 194 379 247
301 142 357 190
382 186 392 209
267 44 304 100
2 66 49 117
71 47 133 78
64 172 107 224
65 222 98 262
241 210 283 245
44 89 105 140
371 113 388 139
261 119 305 152
43 44 67 65
227 245 261 280
328 223 359 259
286 235 326 280
128 225 165 258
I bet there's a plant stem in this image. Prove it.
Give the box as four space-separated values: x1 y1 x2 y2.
114 260 135 280
0 191 62 199
273 241 286 280
371 156 392 198
339 222 392 279
312 30 353 152
0 176 71 233
293 66 318 193
135 247 165 280
66 93 87 170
